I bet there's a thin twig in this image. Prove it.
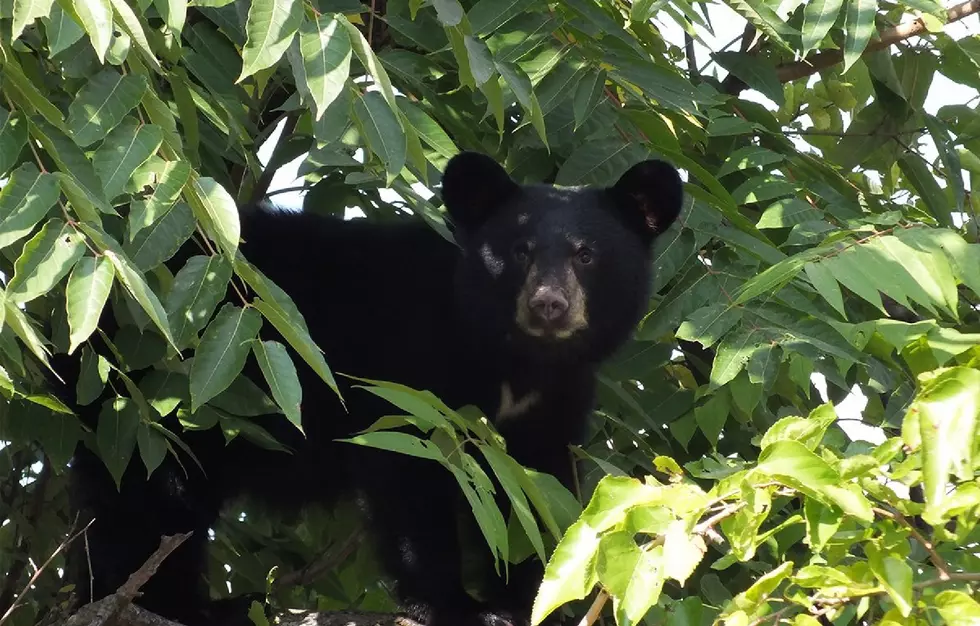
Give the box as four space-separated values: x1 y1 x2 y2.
873 506 950 579
0 519 95 626
773 0 980 84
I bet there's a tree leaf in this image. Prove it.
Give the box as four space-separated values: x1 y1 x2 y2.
924 113 965 216
0 108 28 177
532 518 601 625
353 91 406 183
239 0 303 81
397 99 458 159
190 303 262 411
130 160 191 242
804 261 846 318
712 51 784 106
251 339 302 432
572 68 605 131
44 2 85 56
339 14 399 110
67 70 148 147
7 218 85 304
467 0 534 35
152 0 186 34
164 254 233 350
480 444 546 563
137 422 168 477
124 201 196 272
69 0 113 62
75 221 177 350
910 366 980 525
185 176 241 258
801 0 844 54
29 117 110 215
0 163 60 250
76 346 110 405
432 0 463 26
463 35 495 86
294 14 351 121
66 256 114 354
96 396 140 489
12 0 54 46
843 0 878 73
93 119 164 201
106 0 163 73
899 153 951 227
933 590 980 625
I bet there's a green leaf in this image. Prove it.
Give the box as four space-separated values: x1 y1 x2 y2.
343 430 445 462
340 14 399 110
185 176 241 258
481 445 546 563
710 324 764 388
532 519 600 625
432 0 463 25
804 261 846 318
803 499 841 552
97 396 140 489
44 3 85 56
909 366 980 525
293 14 351 121
76 346 110 406
0 163 60 249
717 146 785 178
0 108 28 177
397 99 458 159
712 52 784 106
137 422 168 477
463 35 495 86
695 391 729 448
67 70 148 147
190 303 263 411
124 201 196 272
899 153 951 227
756 198 820 229
353 91 406 183
933 590 980 625
843 0 878 73
924 114 965 216
152 0 185 34
801 0 843 54
726 0 796 46
12 0 54 44
29 117 110 215
234 257 339 398
66 256 114 354
93 119 164 201
676 304 742 348
238 0 303 81
69 0 113 62
867 545 913 617
7 218 85 304
107 0 163 73
572 68 606 131
555 139 649 186
75 221 177 349
130 160 191 242
467 0 533 35
251 339 302 431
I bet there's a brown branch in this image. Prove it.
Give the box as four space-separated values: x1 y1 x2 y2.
63 533 192 626
0 519 95 626
773 0 980 84
0 458 51 615
274 528 365 589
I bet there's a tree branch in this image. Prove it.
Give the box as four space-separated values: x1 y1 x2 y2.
773 0 980 85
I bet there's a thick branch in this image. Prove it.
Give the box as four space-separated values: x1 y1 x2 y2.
774 0 980 84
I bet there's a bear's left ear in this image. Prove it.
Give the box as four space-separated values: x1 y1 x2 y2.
608 159 683 242
441 152 520 233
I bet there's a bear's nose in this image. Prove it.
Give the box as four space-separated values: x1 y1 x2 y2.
529 286 569 323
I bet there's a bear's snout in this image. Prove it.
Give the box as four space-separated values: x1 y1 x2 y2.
529 285 569 324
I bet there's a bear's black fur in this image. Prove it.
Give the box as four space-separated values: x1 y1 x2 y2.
62 153 683 626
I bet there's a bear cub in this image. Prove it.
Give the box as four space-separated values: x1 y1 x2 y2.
66 152 683 626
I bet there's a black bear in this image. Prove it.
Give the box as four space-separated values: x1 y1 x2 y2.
64 152 683 626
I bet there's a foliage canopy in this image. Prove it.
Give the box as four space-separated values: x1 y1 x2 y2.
1 0 980 625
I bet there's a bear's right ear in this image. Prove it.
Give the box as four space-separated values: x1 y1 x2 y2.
609 159 683 243
441 152 520 232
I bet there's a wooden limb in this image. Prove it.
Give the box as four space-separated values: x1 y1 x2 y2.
774 0 980 84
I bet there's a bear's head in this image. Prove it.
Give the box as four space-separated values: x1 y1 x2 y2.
443 152 683 365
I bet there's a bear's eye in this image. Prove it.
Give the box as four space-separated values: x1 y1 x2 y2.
513 241 531 262
576 247 594 265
